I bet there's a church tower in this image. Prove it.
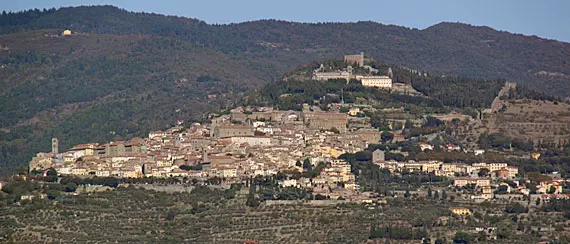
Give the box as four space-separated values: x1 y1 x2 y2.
51 138 59 156
202 148 209 162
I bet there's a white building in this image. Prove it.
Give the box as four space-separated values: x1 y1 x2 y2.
230 136 273 147
473 149 485 156
252 121 266 127
358 76 392 88
418 143 434 152
280 179 299 188
96 170 111 177
313 71 351 81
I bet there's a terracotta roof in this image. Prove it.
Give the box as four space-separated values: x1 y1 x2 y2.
69 144 98 150
209 156 233 160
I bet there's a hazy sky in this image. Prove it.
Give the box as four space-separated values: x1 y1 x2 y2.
3 0 570 42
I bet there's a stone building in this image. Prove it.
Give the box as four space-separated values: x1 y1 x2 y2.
344 52 364 67
372 149 385 163
229 136 273 147
208 155 236 170
357 130 382 144
303 112 348 133
231 109 284 122
188 138 212 149
213 125 254 138
29 153 54 172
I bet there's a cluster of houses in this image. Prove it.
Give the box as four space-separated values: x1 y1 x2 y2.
372 152 518 199
29 105 387 199
28 99 567 201
373 152 568 200
373 157 519 179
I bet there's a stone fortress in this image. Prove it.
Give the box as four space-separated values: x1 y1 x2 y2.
312 52 393 89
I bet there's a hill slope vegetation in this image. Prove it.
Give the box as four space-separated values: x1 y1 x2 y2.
2 6 569 96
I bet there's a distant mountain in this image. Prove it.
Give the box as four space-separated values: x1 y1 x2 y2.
2 6 568 95
0 5 569 174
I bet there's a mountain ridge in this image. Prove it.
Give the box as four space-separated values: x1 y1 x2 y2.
3 6 569 44
2 6 569 85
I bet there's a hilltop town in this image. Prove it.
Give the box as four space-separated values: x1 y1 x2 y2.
2 4 570 243
1 49 567 242
28 102 566 201
30 105 369 200
27 54 569 205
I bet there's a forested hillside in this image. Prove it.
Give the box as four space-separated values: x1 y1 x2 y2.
1 5 569 174
248 63 509 110
0 30 264 174
2 6 569 96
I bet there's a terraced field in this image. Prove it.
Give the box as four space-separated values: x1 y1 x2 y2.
0 186 557 243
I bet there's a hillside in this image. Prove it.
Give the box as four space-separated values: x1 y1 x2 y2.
486 98 570 148
1 5 570 174
0 29 265 174
249 60 510 111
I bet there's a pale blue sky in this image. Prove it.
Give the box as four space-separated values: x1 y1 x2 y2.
3 0 570 42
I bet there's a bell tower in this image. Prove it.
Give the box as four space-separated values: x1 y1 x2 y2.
51 138 59 156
